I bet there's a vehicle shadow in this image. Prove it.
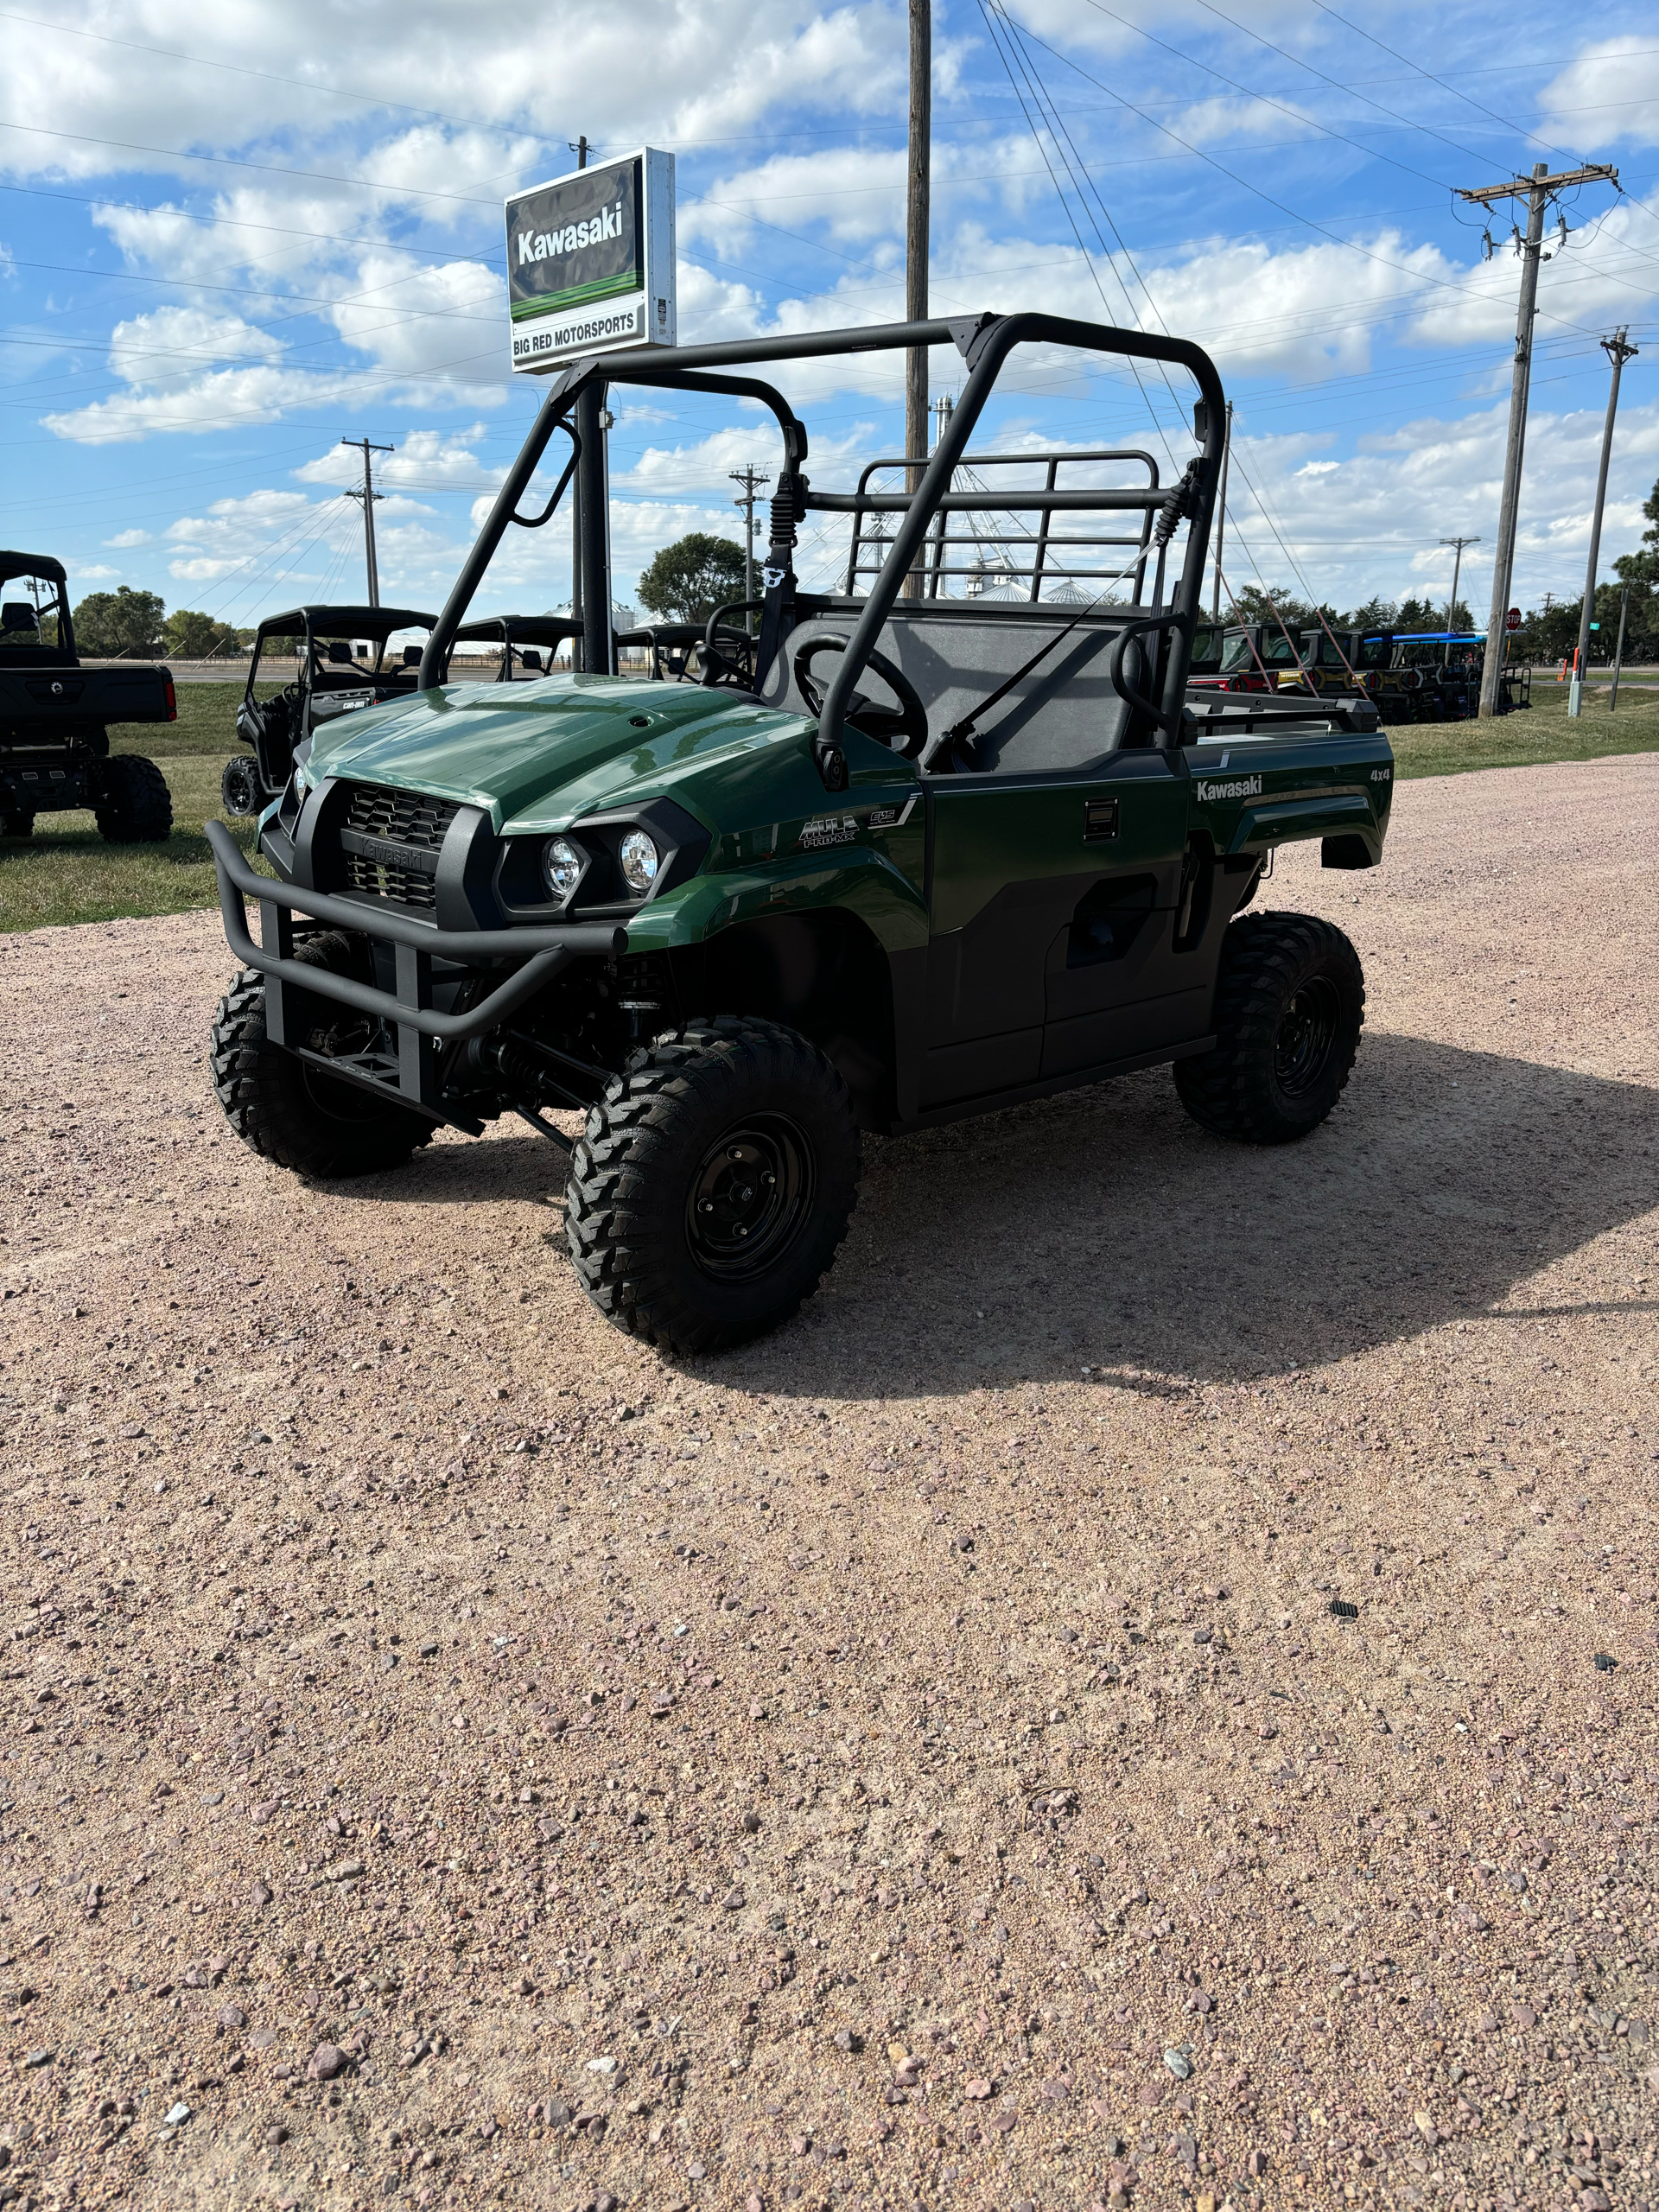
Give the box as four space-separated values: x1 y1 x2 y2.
394 1030 1656 1397
725 1029 1659 1397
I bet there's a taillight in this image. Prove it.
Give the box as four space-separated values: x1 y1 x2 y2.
163 672 178 722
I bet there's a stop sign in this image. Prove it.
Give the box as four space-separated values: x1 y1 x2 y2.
1505 607 1522 632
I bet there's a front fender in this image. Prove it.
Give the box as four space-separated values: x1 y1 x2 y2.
624 843 931 957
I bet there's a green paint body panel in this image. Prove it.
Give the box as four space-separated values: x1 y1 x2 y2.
291 672 1395 1128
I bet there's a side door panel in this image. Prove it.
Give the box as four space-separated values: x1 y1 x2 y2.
920 756 1187 1108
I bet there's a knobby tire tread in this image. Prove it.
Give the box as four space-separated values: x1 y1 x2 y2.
94 753 172 843
1175 909 1363 1145
210 946 434 1179
563 1015 861 1355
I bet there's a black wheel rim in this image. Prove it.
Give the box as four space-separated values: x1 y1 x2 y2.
1274 975 1341 1098
225 764 257 814
686 1116 813 1281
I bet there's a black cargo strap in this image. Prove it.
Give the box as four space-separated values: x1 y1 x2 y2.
922 459 1204 769
753 471 808 693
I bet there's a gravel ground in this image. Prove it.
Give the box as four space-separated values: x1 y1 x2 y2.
1 753 1656 2212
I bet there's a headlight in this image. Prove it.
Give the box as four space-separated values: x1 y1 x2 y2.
542 836 583 903
620 829 660 896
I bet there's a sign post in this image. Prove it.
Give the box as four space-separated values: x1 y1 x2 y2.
506 149 676 374
505 149 676 674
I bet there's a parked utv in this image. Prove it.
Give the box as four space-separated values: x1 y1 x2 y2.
219 605 435 817
206 311 1393 1355
454 613 583 680
0 551 175 842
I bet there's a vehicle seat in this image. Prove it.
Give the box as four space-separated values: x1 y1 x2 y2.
759 604 1136 771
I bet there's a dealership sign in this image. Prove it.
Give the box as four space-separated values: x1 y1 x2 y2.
505 148 676 372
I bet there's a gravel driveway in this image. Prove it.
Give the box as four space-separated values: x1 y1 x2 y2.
1 754 1655 2212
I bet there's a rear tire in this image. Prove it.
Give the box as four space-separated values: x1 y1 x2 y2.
220 754 262 817
94 753 172 843
210 933 435 1178
564 1016 861 1354
1 808 33 839
1175 910 1364 1144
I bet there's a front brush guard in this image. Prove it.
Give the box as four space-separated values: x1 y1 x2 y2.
206 817 626 1116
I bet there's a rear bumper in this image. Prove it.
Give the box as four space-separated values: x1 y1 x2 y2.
207 817 625 1112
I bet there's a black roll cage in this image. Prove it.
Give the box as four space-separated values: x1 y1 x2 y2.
418 313 1226 758
246 606 438 700
0 553 75 659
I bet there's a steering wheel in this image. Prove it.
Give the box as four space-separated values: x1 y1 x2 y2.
791 635 929 760
699 600 764 691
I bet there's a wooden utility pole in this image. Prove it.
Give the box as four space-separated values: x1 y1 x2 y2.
1569 327 1637 717
1439 534 1478 665
1457 159 1618 718
730 463 771 633
1609 583 1630 711
903 0 931 599
341 436 393 606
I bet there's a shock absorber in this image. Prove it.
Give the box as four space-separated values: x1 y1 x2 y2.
461 1033 546 1099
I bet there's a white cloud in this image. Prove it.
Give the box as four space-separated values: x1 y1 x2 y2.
103 528 152 547
1173 95 1317 147
684 135 1035 252
0 2 910 186
164 487 359 584
615 421 874 496
1539 35 1659 147
297 426 499 493
1218 396 1659 614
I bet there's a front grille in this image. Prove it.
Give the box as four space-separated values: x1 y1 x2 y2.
343 854 438 909
343 782 459 852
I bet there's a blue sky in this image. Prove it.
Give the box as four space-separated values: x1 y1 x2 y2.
6 0 1659 630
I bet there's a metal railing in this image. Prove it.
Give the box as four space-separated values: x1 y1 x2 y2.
810 448 1162 605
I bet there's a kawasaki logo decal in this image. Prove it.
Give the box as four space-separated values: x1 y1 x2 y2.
517 202 626 264
1196 774 1263 802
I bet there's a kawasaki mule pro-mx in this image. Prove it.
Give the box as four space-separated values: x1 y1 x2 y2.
206 313 1394 1354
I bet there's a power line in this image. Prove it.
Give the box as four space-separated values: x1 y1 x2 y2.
1302 0 1586 167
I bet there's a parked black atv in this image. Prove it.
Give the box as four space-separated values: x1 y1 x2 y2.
0 552 175 842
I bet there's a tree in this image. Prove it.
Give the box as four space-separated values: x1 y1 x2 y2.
637 533 747 624
1614 471 1659 594
163 608 244 660
73 585 165 658
1343 594 1398 632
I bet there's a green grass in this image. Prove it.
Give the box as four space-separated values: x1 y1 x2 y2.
138 678 276 757
0 751 271 934
4 677 1659 934
1388 677 1659 779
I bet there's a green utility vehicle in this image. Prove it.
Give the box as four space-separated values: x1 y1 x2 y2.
206 313 1393 1354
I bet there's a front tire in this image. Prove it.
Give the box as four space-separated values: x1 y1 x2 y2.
94 753 172 843
1175 910 1364 1144
564 1016 861 1354
1 808 34 839
221 754 262 817
210 935 435 1178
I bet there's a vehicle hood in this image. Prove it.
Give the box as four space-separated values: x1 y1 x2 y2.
302 672 813 832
